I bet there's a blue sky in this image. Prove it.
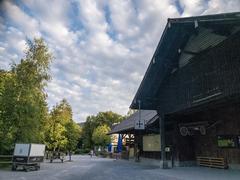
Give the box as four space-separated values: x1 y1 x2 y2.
0 0 240 122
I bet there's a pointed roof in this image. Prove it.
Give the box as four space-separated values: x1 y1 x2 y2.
130 12 240 110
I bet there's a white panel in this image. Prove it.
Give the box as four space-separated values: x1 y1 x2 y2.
135 120 145 130
29 144 45 157
143 134 161 152
14 144 30 156
129 148 134 158
134 111 145 130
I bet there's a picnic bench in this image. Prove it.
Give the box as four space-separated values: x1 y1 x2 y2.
49 151 65 163
197 156 228 169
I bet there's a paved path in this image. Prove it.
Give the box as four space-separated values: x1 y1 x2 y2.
0 155 240 180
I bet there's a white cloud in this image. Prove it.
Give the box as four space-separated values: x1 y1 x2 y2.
1 0 240 122
2 1 40 37
203 0 240 14
179 0 207 16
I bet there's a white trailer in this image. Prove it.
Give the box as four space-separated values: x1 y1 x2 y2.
12 144 45 171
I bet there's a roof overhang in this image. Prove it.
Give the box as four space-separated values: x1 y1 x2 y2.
108 110 158 135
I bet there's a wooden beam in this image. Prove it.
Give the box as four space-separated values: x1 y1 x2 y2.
158 111 168 169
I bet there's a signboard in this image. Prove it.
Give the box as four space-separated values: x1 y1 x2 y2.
135 119 145 130
143 134 161 151
134 111 145 130
217 135 238 148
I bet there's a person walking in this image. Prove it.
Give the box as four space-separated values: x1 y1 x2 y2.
90 150 94 158
135 145 140 162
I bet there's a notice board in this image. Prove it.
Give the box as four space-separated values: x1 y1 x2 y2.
143 134 161 151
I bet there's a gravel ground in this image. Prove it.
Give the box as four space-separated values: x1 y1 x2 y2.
0 155 239 180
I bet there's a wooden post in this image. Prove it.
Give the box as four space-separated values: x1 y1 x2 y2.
159 112 167 168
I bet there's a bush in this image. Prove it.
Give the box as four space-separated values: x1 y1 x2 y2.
99 151 109 158
74 148 90 154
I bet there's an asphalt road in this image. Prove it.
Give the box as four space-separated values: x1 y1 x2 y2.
1 155 240 180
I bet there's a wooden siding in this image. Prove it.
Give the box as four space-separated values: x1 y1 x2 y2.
172 104 240 164
157 31 240 114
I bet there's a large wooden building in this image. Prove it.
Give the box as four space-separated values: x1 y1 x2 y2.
129 12 240 169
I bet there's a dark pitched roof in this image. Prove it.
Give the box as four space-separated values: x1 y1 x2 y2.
130 12 240 110
108 110 158 134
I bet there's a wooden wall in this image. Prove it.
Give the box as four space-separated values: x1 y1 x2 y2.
157 31 240 115
173 104 240 164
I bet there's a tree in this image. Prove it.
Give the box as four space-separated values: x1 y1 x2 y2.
80 111 124 149
94 111 124 127
92 125 111 147
44 98 81 159
44 99 71 152
0 70 16 154
126 109 137 117
81 115 97 149
65 121 81 160
0 38 52 154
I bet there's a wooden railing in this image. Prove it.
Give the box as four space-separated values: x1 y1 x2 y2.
197 156 228 169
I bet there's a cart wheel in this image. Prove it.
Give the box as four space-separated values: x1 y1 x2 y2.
24 166 29 172
12 164 16 171
37 163 40 170
50 159 53 163
61 159 63 163
35 166 40 171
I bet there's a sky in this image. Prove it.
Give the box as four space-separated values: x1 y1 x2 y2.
0 0 240 122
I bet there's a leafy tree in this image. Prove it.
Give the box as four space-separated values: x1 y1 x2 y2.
0 70 16 154
81 115 97 149
0 38 52 154
80 111 124 149
126 109 137 117
92 125 111 147
44 99 71 151
44 98 81 157
65 121 81 160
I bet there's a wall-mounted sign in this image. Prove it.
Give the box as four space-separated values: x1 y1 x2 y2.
135 120 145 130
217 135 238 148
143 134 161 151
134 111 145 130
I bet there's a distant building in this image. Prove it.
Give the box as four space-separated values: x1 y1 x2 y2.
77 122 85 127
108 110 159 160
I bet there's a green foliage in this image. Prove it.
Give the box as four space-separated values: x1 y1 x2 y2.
44 99 70 151
92 125 111 146
65 120 82 152
0 38 52 154
81 116 97 148
0 71 15 153
126 109 137 117
80 111 124 149
44 99 81 152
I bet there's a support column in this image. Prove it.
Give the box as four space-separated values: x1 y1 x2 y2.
159 112 167 168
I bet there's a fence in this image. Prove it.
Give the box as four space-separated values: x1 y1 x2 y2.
0 155 12 164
